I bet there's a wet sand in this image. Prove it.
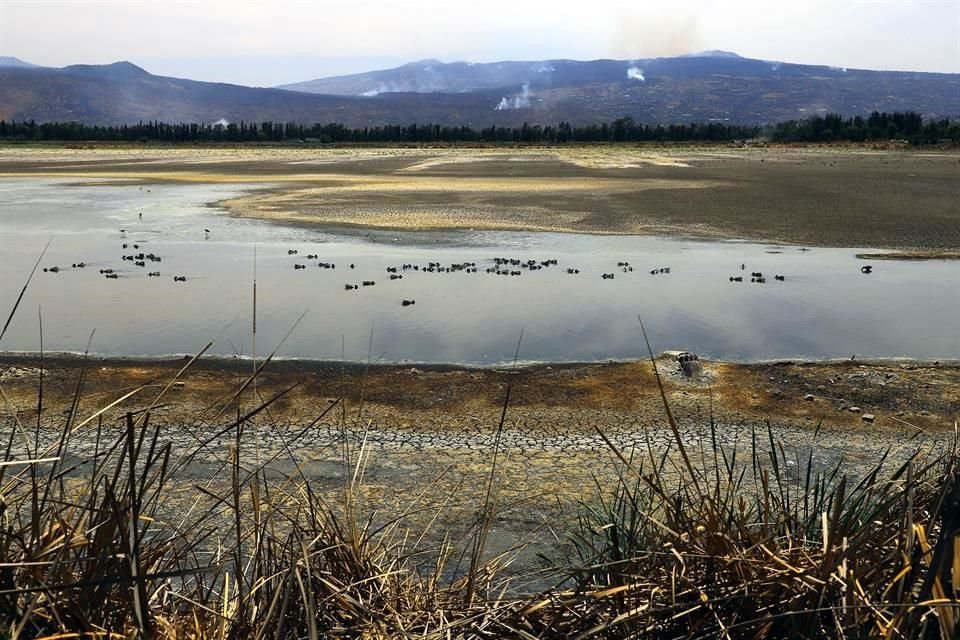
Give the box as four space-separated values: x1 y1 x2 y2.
1 144 958 250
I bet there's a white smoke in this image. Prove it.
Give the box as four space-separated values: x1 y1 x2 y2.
213 118 229 126
361 88 380 97
829 66 848 73
627 66 645 81
532 61 555 73
494 82 532 110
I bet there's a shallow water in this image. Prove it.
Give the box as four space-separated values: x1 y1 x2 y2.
0 178 957 364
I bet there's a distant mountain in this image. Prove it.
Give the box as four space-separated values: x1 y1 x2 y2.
0 56 39 68
2 54 958 127
278 54 960 123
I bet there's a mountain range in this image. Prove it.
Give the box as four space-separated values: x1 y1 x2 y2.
1 53 958 127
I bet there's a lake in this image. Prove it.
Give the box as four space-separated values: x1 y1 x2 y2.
0 178 957 364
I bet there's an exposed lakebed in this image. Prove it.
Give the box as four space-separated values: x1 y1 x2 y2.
0 178 957 364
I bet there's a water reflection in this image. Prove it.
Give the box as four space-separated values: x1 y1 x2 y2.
0 179 957 364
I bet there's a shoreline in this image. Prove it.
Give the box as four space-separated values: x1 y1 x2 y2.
3 352 957 433
1 145 957 252
2 350 959 371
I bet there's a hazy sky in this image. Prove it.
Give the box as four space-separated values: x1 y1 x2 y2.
1 0 958 85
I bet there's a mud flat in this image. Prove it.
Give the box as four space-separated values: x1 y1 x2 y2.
1 145 958 250
1 355 955 536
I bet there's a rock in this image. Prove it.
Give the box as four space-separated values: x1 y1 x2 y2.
804 394 815 401
849 406 861 413
676 352 702 377
172 381 186 389
862 414 876 422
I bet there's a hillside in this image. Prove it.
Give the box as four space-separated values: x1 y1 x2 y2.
1 54 958 127
280 54 960 122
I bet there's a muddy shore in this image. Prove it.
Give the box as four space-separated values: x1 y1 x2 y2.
1 145 958 251
2 355 957 582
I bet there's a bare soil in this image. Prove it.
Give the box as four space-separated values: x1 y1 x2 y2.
1 144 958 250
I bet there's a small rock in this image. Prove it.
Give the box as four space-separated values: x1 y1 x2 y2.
172 381 186 389
849 406 861 413
862 414 876 422
804 394 815 401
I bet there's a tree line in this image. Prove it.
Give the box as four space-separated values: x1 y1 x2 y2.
0 112 956 144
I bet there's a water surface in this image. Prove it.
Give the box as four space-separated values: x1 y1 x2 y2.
0 179 956 364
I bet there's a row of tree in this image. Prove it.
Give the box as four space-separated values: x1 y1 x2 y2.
769 112 959 144
0 112 955 144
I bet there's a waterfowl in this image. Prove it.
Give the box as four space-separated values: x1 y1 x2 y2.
105 273 119 279
345 284 357 290
173 276 187 282
602 273 615 279
861 265 873 274
390 274 403 280
401 299 416 306
774 275 785 281
43 266 60 273
362 280 375 286
293 264 306 270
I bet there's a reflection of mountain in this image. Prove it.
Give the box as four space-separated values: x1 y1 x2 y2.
3 54 958 126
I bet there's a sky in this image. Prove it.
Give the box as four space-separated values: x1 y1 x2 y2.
1 0 958 86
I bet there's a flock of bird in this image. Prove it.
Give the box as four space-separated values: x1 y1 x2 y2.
36 204 876 308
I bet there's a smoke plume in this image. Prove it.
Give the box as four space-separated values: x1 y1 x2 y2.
494 82 532 110
611 13 701 59
627 66 645 81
